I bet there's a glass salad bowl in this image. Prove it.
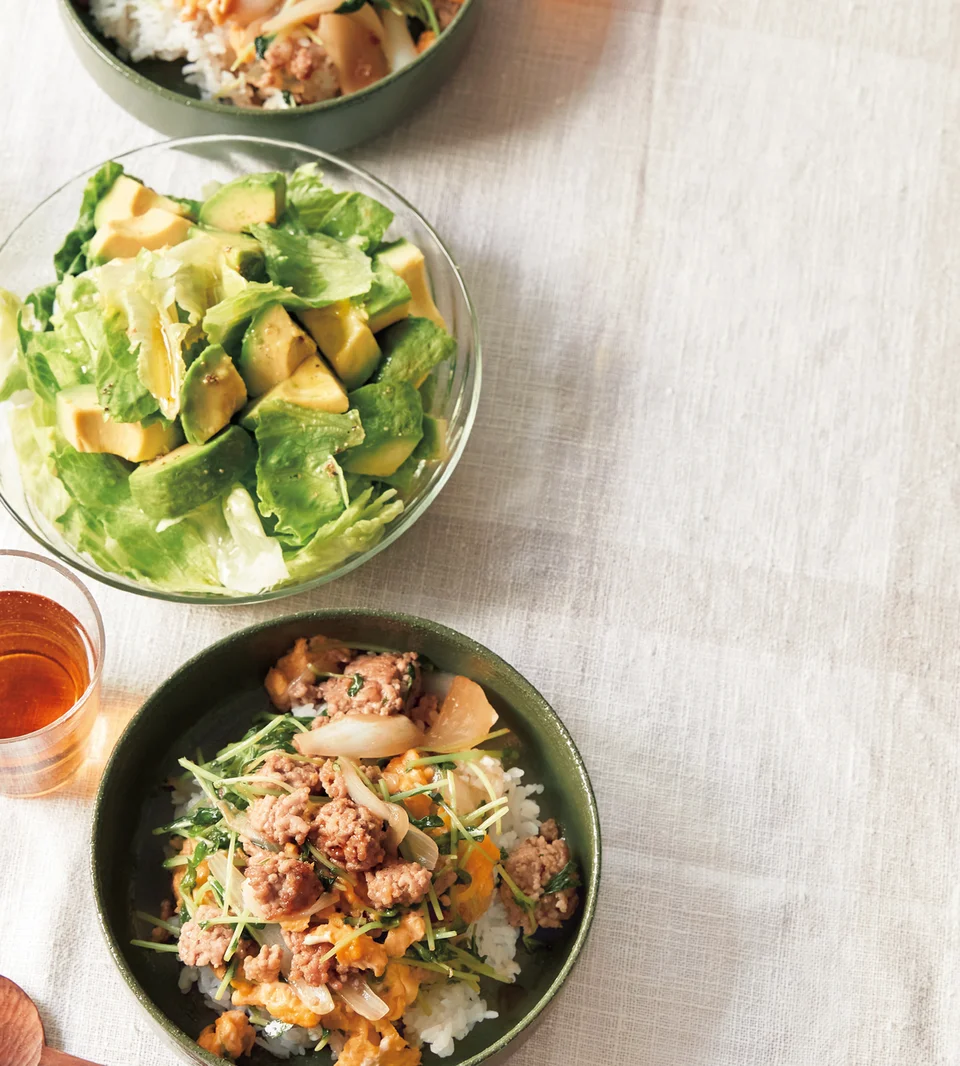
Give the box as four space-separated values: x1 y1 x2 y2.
0 136 480 605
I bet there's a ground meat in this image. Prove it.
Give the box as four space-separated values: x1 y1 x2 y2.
259 752 323 793
500 827 579 936
197 1010 256 1060
539 817 561 843
431 865 457 897
241 942 284 983
317 758 348 798
311 797 385 872
246 34 340 105
365 857 433 909
177 905 233 968
435 0 463 30
265 637 351 710
408 693 440 729
248 787 317 848
245 853 323 920
317 652 420 720
284 927 340 988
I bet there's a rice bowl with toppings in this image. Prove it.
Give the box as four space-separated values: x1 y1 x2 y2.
134 636 583 1063
87 0 468 111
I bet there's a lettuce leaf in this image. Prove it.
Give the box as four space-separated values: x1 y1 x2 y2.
285 164 394 250
250 224 373 305
212 486 289 593
53 161 124 279
252 403 363 545
283 486 404 581
97 250 191 420
201 281 310 352
0 289 26 401
93 311 160 423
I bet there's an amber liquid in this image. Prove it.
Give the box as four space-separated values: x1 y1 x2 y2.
0 591 92 740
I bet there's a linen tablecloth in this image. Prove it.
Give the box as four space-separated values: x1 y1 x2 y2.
3 1 960 1062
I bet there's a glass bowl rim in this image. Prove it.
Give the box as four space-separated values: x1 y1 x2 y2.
0 548 105 747
90 608 601 1066
59 0 478 119
0 133 482 605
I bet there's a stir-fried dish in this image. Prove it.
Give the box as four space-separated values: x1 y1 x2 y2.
89 0 467 109
135 639 580 1061
0 163 456 595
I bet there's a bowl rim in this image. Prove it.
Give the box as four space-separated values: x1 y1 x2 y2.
0 134 482 605
91 609 601 1066
59 0 477 117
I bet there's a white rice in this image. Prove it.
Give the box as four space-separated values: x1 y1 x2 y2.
89 0 234 99
403 983 499 1059
169 755 540 1058
474 897 522 981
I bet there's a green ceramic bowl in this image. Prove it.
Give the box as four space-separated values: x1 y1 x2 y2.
92 611 600 1065
60 1 480 152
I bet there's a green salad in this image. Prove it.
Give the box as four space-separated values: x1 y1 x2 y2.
0 163 458 594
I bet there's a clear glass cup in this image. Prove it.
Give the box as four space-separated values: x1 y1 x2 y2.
0 550 104 797
0 135 481 604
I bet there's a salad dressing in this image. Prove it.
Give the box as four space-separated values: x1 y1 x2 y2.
0 591 91 739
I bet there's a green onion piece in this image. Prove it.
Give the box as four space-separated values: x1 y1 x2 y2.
215 956 238 1001
131 939 180 953
422 902 435 951
427 882 444 921
135 911 180 936
313 921 383 964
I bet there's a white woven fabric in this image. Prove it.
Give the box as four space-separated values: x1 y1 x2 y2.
3 0 960 1062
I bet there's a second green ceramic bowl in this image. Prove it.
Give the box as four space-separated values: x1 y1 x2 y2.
61 1 480 152
92 611 600 1065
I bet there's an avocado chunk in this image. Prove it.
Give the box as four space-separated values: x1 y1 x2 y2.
199 172 286 233
56 385 181 464
241 353 349 427
238 304 316 397
376 240 446 329
189 224 265 279
299 302 381 390
93 175 186 228
365 254 412 333
129 425 257 520
413 415 449 461
373 317 456 390
180 344 247 446
88 208 192 262
342 381 423 477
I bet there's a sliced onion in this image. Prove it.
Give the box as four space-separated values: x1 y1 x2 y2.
380 9 417 72
401 824 439 871
348 4 385 43
420 670 456 699
258 924 336 1016
422 676 499 753
339 757 409 854
262 0 343 33
207 852 244 913
338 978 389 1021
293 714 423 759
241 880 336 923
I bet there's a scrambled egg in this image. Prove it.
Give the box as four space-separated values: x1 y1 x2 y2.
450 834 499 926
337 1023 421 1066
383 751 433 819
231 978 322 1028
197 1010 256 1059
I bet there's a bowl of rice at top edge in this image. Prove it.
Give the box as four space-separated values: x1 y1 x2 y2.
60 0 480 152
91 610 600 1066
